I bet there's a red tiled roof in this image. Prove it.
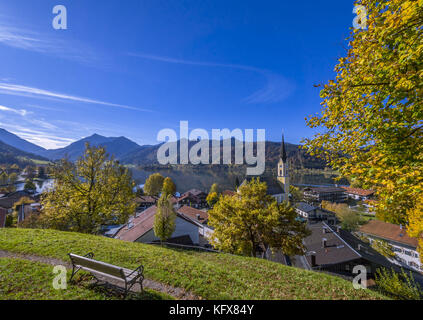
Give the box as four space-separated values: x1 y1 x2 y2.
182 189 206 197
115 205 202 242
135 196 157 204
0 207 7 228
222 190 236 196
115 206 158 242
177 205 208 222
359 220 419 248
172 193 201 203
341 187 375 197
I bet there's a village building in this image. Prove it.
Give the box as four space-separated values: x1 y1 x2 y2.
358 220 423 273
341 186 375 201
303 186 347 203
172 189 208 209
135 195 158 211
115 205 211 246
293 221 409 281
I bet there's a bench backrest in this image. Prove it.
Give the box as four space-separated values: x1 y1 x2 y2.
69 254 125 280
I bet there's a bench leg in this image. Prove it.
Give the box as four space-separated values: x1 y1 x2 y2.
69 266 81 283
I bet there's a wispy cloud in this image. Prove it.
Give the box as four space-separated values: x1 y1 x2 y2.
243 73 296 104
129 53 295 104
0 82 152 112
0 19 102 66
0 104 30 116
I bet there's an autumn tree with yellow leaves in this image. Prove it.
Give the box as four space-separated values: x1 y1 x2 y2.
208 178 310 257
304 0 422 248
41 144 136 234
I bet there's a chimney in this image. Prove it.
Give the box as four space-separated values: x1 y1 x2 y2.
322 238 327 248
337 226 341 233
196 214 201 220
311 255 317 267
358 244 362 251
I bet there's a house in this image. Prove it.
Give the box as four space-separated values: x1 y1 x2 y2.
181 189 208 208
172 191 207 209
135 195 157 210
16 202 41 224
303 187 347 203
358 220 422 273
0 207 7 228
295 202 318 218
341 187 375 201
0 191 38 214
177 205 208 224
115 205 208 246
222 190 236 197
294 221 403 280
294 202 338 225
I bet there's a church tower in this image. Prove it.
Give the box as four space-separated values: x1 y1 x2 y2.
277 134 290 202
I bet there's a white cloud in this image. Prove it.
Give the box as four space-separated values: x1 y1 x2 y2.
0 82 152 112
129 53 295 104
0 104 30 116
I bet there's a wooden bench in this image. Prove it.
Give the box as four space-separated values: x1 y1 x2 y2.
68 252 144 298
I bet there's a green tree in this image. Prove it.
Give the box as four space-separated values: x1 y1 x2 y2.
321 201 361 231
135 186 145 197
375 267 422 300
40 143 136 234
303 0 423 227
235 177 240 189
206 192 219 208
162 177 176 197
210 183 219 195
290 185 303 202
208 178 310 257
8 172 17 185
144 173 165 197
37 166 46 179
24 179 36 192
153 194 176 243
0 172 8 185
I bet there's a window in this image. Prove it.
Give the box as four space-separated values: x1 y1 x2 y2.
404 250 412 256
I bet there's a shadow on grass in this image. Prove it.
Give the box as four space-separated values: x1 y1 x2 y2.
72 273 174 300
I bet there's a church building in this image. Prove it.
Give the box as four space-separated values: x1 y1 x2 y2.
240 133 290 203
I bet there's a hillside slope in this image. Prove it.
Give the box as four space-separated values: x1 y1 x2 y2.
0 141 49 165
42 134 140 161
0 228 386 300
0 128 46 155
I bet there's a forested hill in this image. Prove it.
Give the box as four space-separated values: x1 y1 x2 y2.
121 139 328 170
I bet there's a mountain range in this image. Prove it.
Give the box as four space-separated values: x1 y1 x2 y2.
0 128 327 170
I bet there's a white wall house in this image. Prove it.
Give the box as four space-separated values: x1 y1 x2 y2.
136 215 200 244
359 220 422 274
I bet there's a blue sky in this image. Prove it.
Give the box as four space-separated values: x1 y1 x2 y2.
0 0 355 149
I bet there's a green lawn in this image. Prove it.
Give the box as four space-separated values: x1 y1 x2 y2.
0 257 171 300
0 228 387 300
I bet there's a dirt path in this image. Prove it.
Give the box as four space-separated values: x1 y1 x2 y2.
0 250 200 300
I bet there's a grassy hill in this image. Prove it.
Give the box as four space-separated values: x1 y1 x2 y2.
0 228 386 300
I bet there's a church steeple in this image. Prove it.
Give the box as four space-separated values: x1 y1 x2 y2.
277 132 290 203
280 134 287 163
